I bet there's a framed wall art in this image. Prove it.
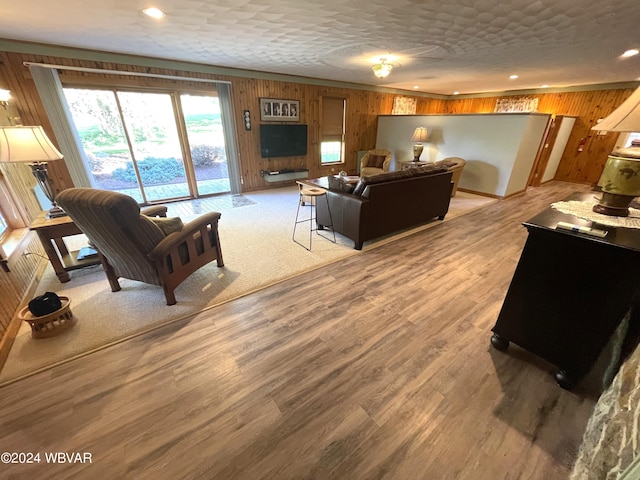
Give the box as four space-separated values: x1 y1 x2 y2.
392 96 417 115
260 98 299 122
494 96 539 113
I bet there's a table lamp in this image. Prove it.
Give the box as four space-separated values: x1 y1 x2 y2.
0 126 66 218
411 127 429 162
591 86 640 216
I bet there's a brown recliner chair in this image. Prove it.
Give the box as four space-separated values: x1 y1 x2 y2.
360 149 392 176
56 188 224 305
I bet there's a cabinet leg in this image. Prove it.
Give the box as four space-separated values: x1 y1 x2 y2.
490 333 509 351
554 370 576 390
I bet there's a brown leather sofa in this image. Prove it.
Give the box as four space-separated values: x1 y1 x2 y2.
317 167 453 250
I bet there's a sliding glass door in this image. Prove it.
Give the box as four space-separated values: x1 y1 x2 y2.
181 94 230 195
64 87 231 204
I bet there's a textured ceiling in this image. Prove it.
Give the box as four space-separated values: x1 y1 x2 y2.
1 0 639 95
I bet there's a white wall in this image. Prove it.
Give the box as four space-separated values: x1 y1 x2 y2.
505 115 550 196
376 113 550 197
542 116 576 183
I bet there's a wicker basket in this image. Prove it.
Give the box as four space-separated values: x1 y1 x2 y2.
18 296 76 339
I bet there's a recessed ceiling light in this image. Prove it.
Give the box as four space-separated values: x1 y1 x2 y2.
143 7 165 19
509 75 518 79
453 91 460 95
622 49 639 58
413 85 419 89
541 84 549 88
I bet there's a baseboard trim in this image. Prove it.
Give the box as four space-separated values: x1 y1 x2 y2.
457 188 503 199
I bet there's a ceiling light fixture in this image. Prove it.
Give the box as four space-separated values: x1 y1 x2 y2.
372 58 393 79
142 7 165 19
622 49 639 58
509 74 519 79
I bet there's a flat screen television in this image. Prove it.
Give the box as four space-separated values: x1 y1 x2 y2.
260 124 308 158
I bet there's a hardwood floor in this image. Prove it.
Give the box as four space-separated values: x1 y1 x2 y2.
0 181 600 480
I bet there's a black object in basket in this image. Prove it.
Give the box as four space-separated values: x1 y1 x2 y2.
28 291 62 317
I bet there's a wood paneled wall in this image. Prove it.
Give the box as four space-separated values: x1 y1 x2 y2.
2 51 633 190
0 233 43 320
0 233 45 365
0 161 47 346
0 46 637 347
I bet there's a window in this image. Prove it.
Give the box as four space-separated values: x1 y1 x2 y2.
625 132 640 147
320 97 346 165
0 210 7 239
0 171 29 256
63 87 232 204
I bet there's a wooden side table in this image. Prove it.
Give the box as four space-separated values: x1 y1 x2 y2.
29 213 101 282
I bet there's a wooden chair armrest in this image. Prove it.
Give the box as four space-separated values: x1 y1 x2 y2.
149 212 221 259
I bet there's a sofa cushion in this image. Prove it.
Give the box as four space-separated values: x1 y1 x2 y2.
352 165 449 196
327 175 356 194
368 154 387 169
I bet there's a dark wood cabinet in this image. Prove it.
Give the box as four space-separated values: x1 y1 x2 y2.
491 192 640 388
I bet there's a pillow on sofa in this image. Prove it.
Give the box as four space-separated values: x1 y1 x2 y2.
327 175 356 194
352 178 367 197
149 216 184 236
368 154 387 169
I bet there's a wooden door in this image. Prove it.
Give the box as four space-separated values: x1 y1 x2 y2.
528 115 562 187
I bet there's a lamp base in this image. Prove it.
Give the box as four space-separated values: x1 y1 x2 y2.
412 143 424 162
47 204 67 219
592 191 637 217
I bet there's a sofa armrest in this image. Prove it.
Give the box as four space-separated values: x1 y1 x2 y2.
318 191 368 248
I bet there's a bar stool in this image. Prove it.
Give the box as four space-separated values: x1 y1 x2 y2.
293 187 336 251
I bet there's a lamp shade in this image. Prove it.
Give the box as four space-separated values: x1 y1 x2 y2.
592 86 640 132
411 127 429 143
0 126 63 163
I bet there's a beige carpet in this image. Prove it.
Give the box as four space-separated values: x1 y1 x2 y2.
0 187 496 384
